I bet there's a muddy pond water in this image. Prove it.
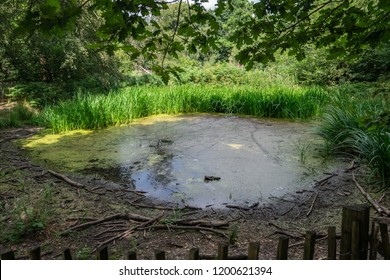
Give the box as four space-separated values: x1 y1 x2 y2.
24 114 342 208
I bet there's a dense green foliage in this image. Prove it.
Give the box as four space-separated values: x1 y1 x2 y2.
39 85 328 132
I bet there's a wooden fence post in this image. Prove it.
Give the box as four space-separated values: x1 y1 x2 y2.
276 236 289 260
154 250 166 260
303 231 316 260
327 226 337 260
218 243 229 260
128 251 137 260
369 222 379 260
1 251 15 260
63 248 72 260
29 246 41 260
189 248 200 260
379 223 390 260
97 246 109 260
351 221 360 259
247 242 260 260
340 205 370 260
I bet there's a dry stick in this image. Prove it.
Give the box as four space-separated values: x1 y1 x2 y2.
139 224 229 239
280 204 296 216
175 219 229 228
129 202 201 211
47 170 104 195
306 193 319 217
61 213 152 235
96 212 164 249
129 202 176 210
315 174 337 186
352 173 390 217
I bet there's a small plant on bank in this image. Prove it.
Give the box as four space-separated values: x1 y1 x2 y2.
75 246 93 260
4 184 54 244
228 224 239 245
296 140 310 165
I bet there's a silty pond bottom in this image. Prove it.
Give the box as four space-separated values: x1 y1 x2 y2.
24 114 344 208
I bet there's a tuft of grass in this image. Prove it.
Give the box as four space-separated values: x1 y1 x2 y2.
318 92 390 186
39 85 329 133
348 129 390 186
0 102 39 128
297 140 310 164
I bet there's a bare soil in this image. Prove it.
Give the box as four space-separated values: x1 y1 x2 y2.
0 127 388 260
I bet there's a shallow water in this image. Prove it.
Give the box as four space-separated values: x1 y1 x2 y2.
24 114 341 208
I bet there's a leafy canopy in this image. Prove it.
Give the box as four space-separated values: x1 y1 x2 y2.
15 0 390 70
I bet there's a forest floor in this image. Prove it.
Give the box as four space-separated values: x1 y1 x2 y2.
0 127 388 260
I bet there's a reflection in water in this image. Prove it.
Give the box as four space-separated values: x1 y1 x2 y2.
24 114 341 208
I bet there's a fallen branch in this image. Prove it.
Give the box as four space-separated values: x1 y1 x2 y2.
225 204 250 211
96 212 164 249
352 173 390 217
128 202 177 210
280 204 296 216
62 213 152 235
175 219 229 228
267 222 304 239
139 224 228 239
315 174 337 186
306 193 319 217
47 170 105 195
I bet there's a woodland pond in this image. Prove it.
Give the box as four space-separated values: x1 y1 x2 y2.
24 114 344 209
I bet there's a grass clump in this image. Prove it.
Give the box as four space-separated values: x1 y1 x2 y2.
318 89 390 186
40 84 329 133
0 102 39 128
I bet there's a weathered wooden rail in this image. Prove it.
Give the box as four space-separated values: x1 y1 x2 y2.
1 205 389 260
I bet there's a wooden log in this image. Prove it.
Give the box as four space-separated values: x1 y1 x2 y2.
29 246 41 260
247 242 260 260
217 243 229 260
97 246 109 260
276 236 289 260
340 205 370 260
303 231 316 260
189 248 200 260
1 250 15 260
351 221 360 260
379 223 390 260
154 250 166 260
128 251 137 260
327 226 337 260
369 222 379 260
63 248 72 260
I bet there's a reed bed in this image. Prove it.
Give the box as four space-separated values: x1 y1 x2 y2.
40 85 328 133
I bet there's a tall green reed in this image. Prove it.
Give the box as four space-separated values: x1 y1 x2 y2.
39 85 329 133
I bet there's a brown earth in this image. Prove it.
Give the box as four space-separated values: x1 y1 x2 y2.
0 127 388 260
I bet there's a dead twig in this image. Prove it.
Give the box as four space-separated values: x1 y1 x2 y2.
47 170 105 195
61 213 152 235
96 212 164 249
315 174 337 186
306 193 319 217
139 224 228 239
352 173 390 217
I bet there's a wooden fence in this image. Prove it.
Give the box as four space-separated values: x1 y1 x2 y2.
1 205 389 260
